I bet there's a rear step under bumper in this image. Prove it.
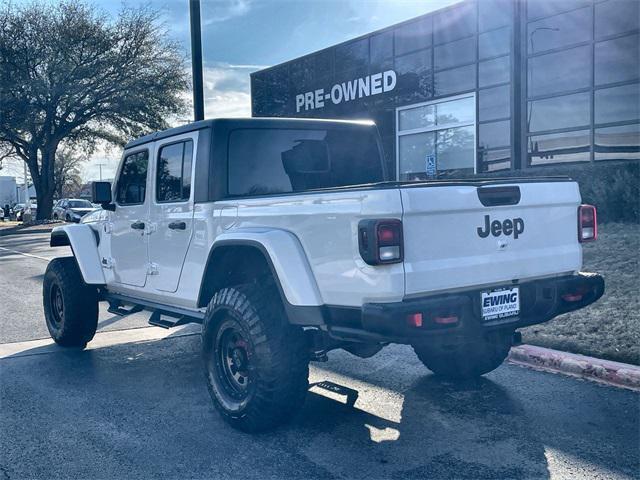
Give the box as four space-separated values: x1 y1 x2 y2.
328 272 604 344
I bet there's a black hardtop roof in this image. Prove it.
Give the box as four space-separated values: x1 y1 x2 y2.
124 117 376 149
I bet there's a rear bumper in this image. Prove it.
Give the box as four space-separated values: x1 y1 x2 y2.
327 272 604 344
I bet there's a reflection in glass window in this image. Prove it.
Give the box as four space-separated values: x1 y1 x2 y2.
479 27 511 60
335 38 368 73
595 83 640 125
314 51 333 78
527 7 591 55
527 45 591 97
479 0 512 32
434 3 476 44
595 35 640 86
395 49 432 75
479 148 511 172
528 92 590 133
437 126 475 171
479 120 511 149
399 105 435 131
116 151 148 205
527 0 590 21
528 129 590 165
436 96 475 125
435 64 476 96
479 56 511 87
399 131 435 179
595 123 640 161
479 85 510 121
595 0 640 39
156 140 193 202
370 31 393 66
435 36 476 70
395 17 431 56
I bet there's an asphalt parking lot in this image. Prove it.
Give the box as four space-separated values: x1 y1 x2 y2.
1 231 639 479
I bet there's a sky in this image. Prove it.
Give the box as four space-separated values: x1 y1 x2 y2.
4 0 462 182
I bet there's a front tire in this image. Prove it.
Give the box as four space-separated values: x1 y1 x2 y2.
413 331 513 380
202 284 309 432
43 257 98 348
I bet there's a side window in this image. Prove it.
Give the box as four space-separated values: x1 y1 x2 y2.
156 140 193 202
116 150 149 205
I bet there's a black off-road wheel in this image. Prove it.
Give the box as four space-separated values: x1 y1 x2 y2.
202 284 309 433
413 331 513 380
43 257 99 348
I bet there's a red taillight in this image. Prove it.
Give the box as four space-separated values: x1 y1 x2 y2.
433 315 459 325
578 204 597 243
358 219 403 265
407 312 423 328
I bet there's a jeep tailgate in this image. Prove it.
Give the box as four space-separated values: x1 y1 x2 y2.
400 180 583 296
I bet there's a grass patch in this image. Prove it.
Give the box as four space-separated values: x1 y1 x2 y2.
521 222 640 365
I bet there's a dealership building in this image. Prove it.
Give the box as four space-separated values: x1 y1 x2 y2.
251 0 639 181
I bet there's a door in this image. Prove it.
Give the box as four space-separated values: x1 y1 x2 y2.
147 134 196 292
396 94 476 180
110 149 150 287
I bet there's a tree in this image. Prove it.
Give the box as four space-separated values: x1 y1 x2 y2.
54 147 85 199
0 1 189 219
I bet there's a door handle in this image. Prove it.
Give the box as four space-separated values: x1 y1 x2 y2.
131 221 145 230
168 221 186 230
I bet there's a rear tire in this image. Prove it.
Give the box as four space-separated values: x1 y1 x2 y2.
202 284 309 432
43 257 98 348
413 331 513 380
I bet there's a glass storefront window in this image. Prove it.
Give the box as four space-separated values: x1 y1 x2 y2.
399 131 435 179
434 64 476 96
479 27 511 60
527 45 591 98
399 104 435 131
479 148 511 172
479 0 512 32
437 96 475 125
395 49 432 75
335 38 368 73
479 120 511 149
370 31 393 67
528 129 590 165
395 17 432 56
595 83 640 125
595 123 640 161
437 125 475 171
479 85 510 121
528 92 590 133
397 95 476 178
434 3 476 45
595 0 640 39
527 7 591 55
527 0 590 21
595 34 640 86
435 36 476 70
479 56 510 87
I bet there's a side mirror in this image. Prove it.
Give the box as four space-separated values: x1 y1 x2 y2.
92 181 115 211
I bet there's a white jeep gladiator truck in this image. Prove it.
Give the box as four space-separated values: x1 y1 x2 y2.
44 118 604 432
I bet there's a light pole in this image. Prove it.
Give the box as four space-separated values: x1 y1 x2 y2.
189 0 205 121
96 163 106 181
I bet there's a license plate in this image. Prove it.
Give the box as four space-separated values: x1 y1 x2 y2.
481 287 520 321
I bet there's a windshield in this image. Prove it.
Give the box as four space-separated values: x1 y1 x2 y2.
69 200 92 208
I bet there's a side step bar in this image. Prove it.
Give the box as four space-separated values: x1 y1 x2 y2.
102 291 205 327
148 311 191 329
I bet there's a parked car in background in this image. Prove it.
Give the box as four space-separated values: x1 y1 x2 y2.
0 206 4 220
14 203 37 222
52 198 94 222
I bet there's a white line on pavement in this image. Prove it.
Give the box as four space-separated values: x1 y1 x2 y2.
0 246 51 261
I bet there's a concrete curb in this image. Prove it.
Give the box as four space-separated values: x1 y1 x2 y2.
508 344 640 392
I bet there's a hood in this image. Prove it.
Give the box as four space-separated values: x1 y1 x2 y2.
70 208 94 214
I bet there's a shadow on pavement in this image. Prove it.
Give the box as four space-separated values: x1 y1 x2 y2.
1 335 637 479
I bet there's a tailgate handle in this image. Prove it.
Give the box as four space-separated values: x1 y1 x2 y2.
477 186 521 206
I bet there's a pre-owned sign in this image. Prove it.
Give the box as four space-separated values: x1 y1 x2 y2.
296 70 397 113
